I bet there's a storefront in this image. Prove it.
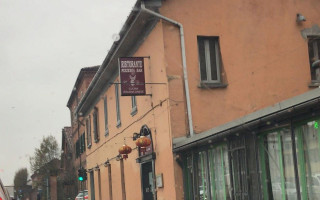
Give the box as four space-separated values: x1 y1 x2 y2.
175 88 320 200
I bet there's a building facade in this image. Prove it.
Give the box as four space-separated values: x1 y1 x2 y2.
65 66 99 195
71 0 320 199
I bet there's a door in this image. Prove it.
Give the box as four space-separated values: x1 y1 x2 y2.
141 161 154 200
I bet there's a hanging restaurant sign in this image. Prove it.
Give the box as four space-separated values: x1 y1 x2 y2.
119 57 146 96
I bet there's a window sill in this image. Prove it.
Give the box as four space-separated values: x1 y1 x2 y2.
131 107 138 116
198 82 228 89
308 81 320 88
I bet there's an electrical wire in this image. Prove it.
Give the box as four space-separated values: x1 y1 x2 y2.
86 98 169 159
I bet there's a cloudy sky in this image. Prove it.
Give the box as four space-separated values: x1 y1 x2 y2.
0 0 136 186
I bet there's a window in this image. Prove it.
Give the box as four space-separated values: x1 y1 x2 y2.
295 120 320 200
103 96 109 136
75 140 80 158
86 116 92 148
90 171 96 200
183 144 232 200
308 37 320 82
115 83 121 127
198 36 225 87
107 163 113 200
93 107 99 143
131 96 137 116
76 133 86 157
259 119 320 200
81 133 86 153
259 128 297 200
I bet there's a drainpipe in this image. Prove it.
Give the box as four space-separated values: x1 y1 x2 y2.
141 2 194 137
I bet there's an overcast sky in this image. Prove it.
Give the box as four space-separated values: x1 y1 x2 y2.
0 0 136 186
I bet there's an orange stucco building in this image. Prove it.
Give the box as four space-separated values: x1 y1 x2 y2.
72 0 320 199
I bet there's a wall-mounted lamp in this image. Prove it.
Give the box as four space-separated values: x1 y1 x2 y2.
116 154 122 161
133 132 140 141
104 159 110 167
132 125 152 141
296 13 306 23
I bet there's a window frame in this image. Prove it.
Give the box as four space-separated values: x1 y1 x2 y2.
115 83 121 127
308 36 320 83
197 36 226 88
86 116 92 148
93 107 100 143
131 96 137 116
258 118 320 200
183 143 231 200
103 96 109 136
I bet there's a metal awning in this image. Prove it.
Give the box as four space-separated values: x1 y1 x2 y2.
173 88 320 152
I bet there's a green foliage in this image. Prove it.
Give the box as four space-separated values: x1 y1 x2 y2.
29 135 60 173
14 168 28 191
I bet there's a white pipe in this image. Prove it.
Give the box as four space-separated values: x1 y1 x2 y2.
141 2 194 136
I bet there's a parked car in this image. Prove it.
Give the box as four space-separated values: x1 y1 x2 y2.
0 178 10 200
75 190 88 200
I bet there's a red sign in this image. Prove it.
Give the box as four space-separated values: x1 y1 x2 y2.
119 57 146 96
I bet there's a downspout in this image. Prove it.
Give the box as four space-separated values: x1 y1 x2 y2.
141 2 194 137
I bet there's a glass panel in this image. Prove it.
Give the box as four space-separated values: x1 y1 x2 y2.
104 97 108 132
222 145 232 200
115 84 121 124
261 128 297 200
197 151 209 200
295 120 320 200
209 39 218 81
198 38 207 81
184 155 194 200
280 129 297 200
208 145 232 200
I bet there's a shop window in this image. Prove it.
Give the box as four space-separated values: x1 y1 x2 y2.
308 37 320 82
208 145 232 200
294 119 320 200
259 128 298 200
86 116 92 148
229 137 251 199
131 96 137 116
259 121 320 200
103 96 109 136
197 36 226 88
183 144 231 200
183 155 194 200
93 107 99 143
197 151 209 200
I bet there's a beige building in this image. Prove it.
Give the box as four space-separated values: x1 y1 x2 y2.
71 0 320 199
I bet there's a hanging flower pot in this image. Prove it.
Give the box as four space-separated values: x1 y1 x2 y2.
118 144 132 159
135 136 151 152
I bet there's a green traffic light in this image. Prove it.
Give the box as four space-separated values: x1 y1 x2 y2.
79 177 84 181
315 121 319 129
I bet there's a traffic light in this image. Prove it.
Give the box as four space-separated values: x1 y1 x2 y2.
78 168 87 181
78 168 84 181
